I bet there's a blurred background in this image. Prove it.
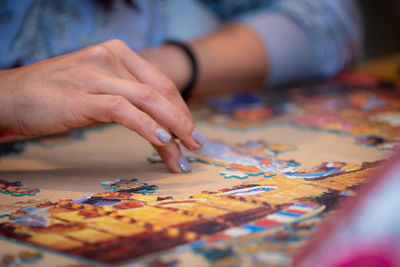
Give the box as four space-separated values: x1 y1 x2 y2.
358 0 400 59
165 0 400 61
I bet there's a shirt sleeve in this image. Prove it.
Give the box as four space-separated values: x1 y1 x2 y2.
238 0 363 88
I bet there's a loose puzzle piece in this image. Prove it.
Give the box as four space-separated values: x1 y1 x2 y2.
101 178 159 194
149 140 301 179
0 180 40 197
355 135 400 150
1 249 42 266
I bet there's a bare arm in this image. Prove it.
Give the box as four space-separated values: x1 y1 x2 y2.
140 23 268 98
141 0 362 98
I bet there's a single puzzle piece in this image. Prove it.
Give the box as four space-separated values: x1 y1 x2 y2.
101 178 159 194
1 250 43 266
355 135 400 151
0 180 40 197
185 140 300 179
15 208 51 227
219 171 249 179
0 200 52 221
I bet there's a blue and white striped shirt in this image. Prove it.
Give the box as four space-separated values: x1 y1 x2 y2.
0 0 362 87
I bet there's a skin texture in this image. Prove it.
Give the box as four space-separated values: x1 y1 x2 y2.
0 39 201 173
0 23 268 173
140 23 268 98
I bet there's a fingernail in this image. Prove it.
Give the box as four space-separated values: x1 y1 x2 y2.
156 128 171 144
178 156 192 173
192 128 207 145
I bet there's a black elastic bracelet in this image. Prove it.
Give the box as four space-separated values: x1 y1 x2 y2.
165 40 198 100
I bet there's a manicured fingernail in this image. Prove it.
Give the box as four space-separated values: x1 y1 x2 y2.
192 128 207 145
156 128 171 144
178 156 192 173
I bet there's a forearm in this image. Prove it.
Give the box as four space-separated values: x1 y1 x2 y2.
0 69 17 132
189 23 267 95
140 0 362 97
140 23 268 97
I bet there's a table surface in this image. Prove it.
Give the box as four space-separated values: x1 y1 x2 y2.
1 66 400 266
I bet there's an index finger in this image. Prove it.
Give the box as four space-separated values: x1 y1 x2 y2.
101 40 193 121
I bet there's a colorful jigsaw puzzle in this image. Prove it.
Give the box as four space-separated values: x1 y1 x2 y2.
196 86 400 151
0 83 399 266
0 249 42 266
0 180 40 197
149 140 359 180
0 150 382 265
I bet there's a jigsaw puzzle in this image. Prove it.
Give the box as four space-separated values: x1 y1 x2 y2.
0 249 42 266
149 140 360 180
197 86 400 151
0 83 399 266
0 180 40 197
0 149 382 265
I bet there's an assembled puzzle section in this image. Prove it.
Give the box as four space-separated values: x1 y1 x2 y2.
196 86 400 151
0 140 382 265
0 83 399 266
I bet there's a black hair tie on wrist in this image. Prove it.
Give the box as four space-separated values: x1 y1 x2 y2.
164 40 198 101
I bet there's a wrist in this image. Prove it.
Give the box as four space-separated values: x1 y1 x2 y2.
139 45 192 91
0 70 14 132
164 40 198 100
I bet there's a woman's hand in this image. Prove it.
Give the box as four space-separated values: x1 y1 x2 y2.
0 39 207 172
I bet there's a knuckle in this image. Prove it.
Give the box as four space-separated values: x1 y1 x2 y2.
105 39 126 48
104 39 140 60
160 78 178 96
84 45 114 64
105 95 128 115
139 85 157 103
159 142 181 161
174 113 194 133
135 114 152 131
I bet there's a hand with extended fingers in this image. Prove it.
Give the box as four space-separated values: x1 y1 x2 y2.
0 39 207 172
